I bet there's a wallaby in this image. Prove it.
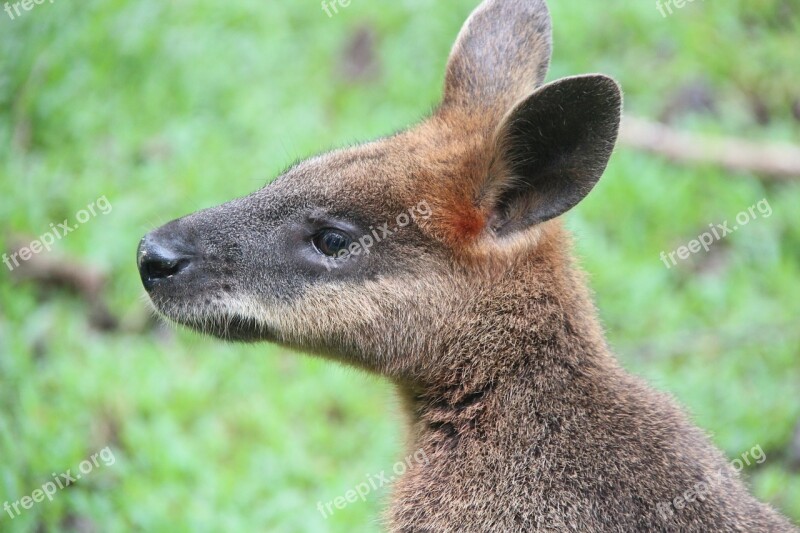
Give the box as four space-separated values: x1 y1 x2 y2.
136 0 798 531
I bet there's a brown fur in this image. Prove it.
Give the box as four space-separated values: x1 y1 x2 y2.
138 0 798 530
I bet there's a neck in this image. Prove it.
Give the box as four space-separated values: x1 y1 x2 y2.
400 241 618 446
383 230 786 532
388 233 628 525
399 308 615 449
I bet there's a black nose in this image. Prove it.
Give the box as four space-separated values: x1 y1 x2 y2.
137 233 193 290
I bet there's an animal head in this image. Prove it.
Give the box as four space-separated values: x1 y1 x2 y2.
137 0 622 382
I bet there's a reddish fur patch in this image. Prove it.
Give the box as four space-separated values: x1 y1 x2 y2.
421 177 488 249
394 111 494 250
442 201 485 243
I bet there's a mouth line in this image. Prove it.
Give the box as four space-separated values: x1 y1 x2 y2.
148 294 275 343
180 312 275 343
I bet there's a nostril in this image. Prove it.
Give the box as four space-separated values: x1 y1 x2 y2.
142 256 190 280
137 234 194 289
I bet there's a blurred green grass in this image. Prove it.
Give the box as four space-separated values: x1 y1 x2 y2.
1 0 798 531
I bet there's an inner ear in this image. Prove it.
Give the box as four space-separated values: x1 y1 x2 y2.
485 75 622 237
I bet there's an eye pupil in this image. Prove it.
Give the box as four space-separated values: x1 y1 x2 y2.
314 230 351 257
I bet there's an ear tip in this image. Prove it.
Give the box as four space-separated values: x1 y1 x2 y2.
595 74 623 99
574 74 624 117
577 73 622 95
537 74 623 114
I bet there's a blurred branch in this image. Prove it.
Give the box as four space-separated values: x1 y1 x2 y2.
6 236 119 331
618 320 800 362
620 116 800 181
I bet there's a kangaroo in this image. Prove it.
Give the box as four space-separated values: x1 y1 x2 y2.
136 0 798 531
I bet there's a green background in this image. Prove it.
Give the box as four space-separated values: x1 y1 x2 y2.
1 0 798 531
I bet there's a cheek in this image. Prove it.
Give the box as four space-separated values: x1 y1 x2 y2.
274 284 387 347
263 274 461 370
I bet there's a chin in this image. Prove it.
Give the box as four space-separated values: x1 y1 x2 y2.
148 295 276 343
179 315 272 343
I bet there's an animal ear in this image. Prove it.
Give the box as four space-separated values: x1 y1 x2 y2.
483 75 622 238
441 0 552 116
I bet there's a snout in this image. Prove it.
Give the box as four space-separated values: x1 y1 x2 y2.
137 228 194 291
135 215 273 342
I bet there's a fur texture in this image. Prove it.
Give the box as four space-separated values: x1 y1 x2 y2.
137 0 798 530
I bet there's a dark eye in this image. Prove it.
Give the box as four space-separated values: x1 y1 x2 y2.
313 229 352 257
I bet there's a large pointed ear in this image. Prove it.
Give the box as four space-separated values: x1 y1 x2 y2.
441 0 552 115
483 75 622 238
